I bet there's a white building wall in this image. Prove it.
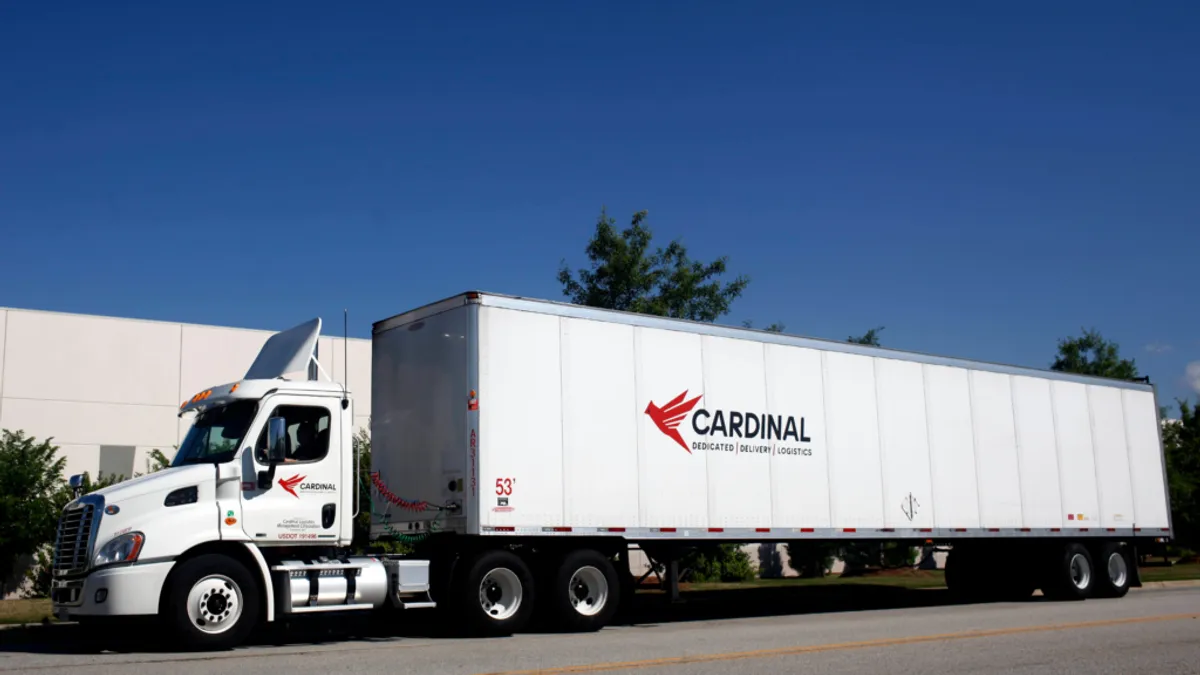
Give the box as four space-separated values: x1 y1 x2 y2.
0 307 371 480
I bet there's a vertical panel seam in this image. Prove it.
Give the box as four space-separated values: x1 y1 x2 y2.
631 327 642 529
1085 385 1105 526
821 351 835 527
1119 391 1138 528
699 335 712 530
761 343 774 529
966 371 983 528
1008 375 1027 528
922 364 938 528
558 316 568 526
872 358 887 528
1049 382 1067 527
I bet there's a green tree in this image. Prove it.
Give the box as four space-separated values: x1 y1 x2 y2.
1050 328 1138 380
0 431 65 596
742 319 786 333
560 207 757 582
558 208 750 322
849 326 885 346
1162 400 1200 557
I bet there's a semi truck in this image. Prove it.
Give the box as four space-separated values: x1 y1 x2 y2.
50 291 1174 650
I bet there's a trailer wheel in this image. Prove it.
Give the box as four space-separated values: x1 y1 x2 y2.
458 549 535 636
1043 543 1094 601
163 553 260 651
546 549 620 632
1092 543 1131 599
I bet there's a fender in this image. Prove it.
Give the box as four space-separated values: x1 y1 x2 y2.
241 543 276 622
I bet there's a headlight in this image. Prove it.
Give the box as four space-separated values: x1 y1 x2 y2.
93 532 145 568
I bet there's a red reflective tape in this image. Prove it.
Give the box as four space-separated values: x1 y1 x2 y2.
1080 528 1089 532
659 528 677 533
1107 528 1116 532
708 528 724 533
879 528 894 532
843 528 857 533
988 528 1000 532
919 528 932 533
552 527 572 532
606 527 626 532
494 526 515 532
953 528 967 532
801 528 815 533
1019 528 1031 532
1051 528 1061 532
755 528 770 533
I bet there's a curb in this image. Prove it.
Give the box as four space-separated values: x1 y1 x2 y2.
1134 579 1200 590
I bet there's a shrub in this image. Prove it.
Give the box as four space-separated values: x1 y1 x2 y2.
0 431 65 597
680 544 756 583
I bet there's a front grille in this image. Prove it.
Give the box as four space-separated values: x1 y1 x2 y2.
53 503 97 577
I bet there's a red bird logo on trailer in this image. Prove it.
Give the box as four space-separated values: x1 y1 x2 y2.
279 474 305 498
645 390 703 453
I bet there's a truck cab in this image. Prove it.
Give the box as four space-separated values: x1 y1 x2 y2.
51 318 432 649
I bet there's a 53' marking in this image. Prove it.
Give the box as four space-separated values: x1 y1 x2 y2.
495 477 516 495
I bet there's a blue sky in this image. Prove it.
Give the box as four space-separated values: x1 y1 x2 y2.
2 2 1198 407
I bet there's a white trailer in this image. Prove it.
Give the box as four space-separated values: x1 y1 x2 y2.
51 291 1174 650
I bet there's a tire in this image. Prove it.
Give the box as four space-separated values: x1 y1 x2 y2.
162 553 260 651
1092 543 1131 599
456 549 535 637
1042 543 1094 601
545 549 621 632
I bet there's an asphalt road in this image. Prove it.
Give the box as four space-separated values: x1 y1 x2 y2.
2 587 1197 674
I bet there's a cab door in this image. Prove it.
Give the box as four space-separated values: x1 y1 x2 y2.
239 394 342 545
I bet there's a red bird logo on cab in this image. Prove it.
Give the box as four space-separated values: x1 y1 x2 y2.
645 390 703 453
279 474 305 498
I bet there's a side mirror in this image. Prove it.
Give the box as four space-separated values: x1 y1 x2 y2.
267 417 288 463
69 474 84 498
257 417 289 491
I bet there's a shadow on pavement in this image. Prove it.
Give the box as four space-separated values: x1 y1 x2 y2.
0 583 1017 654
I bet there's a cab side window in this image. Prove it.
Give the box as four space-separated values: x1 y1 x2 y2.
254 405 331 465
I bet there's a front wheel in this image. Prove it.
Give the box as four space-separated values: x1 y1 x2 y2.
163 554 260 650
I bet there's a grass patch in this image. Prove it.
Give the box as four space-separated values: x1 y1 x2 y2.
641 562 1200 593
0 598 52 625
1139 563 1200 583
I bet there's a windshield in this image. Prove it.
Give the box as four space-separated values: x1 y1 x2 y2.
173 400 259 466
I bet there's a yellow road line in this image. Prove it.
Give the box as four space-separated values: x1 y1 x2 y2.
478 612 1199 675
